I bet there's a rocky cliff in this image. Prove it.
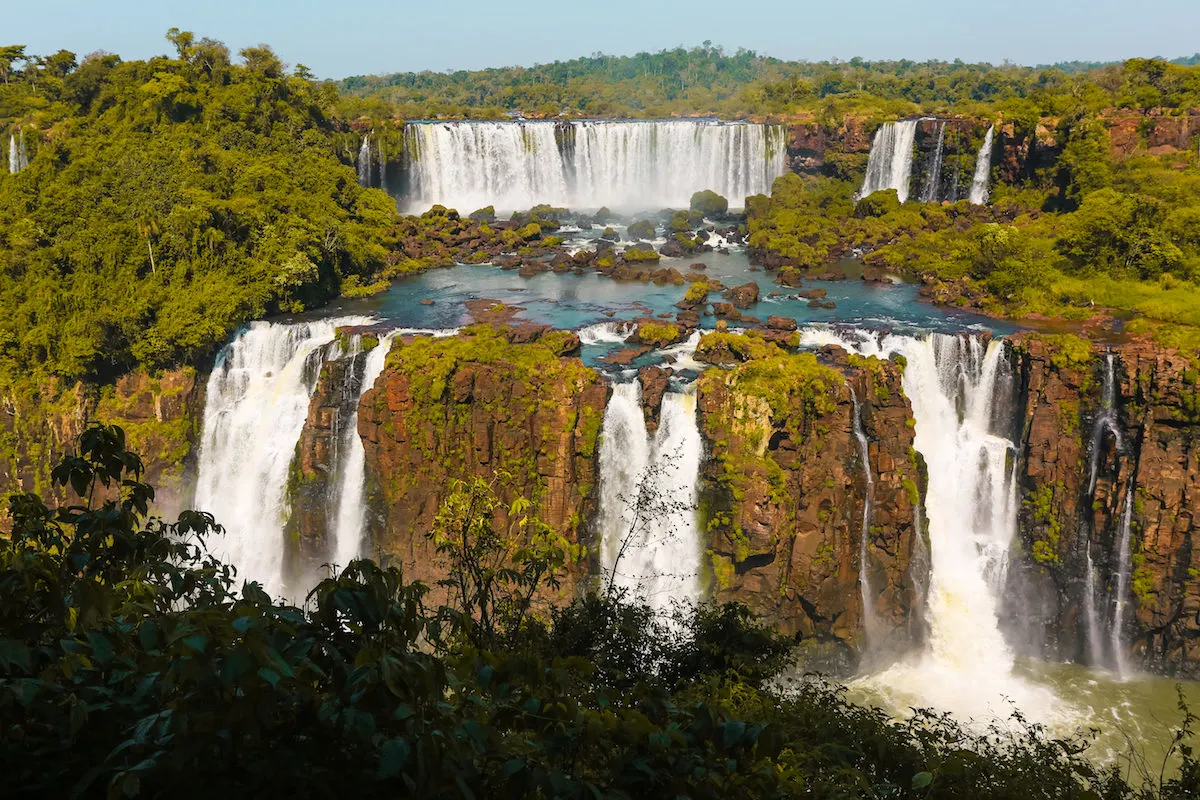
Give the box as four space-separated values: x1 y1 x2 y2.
694 333 927 665
354 324 608 602
0 369 202 524
1006 333 1200 678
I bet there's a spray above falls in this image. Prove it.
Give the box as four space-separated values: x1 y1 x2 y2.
400 120 787 213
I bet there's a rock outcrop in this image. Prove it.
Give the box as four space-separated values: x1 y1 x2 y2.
695 334 926 665
356 325 608 603
1006 333 1200 678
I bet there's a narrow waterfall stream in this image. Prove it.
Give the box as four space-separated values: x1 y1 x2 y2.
1111 486 1135 679
329 332 397 569
193 317 371 597
920 121 947 202
850 387 880 646
968 126 995 205
597 382 702 614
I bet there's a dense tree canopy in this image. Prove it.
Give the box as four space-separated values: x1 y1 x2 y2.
0 33 399 385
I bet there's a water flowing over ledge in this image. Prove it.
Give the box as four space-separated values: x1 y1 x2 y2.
398 120 787 213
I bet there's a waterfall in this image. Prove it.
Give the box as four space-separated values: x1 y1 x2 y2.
193 317 372 597
797 328 1069 724
8 131 28 174
850 387 880 646
921 121 947 203
577 321 636 345
1083 540 1105 666
329 333 396 570
968 126 995 205
598 382 702 614
1087 352 1122 496
1111 484 1135 678
356 134 373 187
859 120 920 203
401 120 786 213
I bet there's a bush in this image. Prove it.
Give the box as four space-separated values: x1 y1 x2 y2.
690 189 729 216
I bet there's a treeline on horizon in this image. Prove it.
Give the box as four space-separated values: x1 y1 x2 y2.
337 43 1200 119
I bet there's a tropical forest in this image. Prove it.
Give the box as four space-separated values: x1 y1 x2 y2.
2 14 1200 798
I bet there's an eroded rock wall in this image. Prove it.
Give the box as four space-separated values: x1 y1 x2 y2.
1007 334 1200 677
355 325 608 603
695 339 926 663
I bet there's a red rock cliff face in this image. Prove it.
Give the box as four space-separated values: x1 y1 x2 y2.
356 327 609 603
696 342 926 663
0 369 203 526
1007 334 1200 678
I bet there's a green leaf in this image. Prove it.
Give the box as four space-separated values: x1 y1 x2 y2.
86 632 115 664
722 720 746 748
502 758 524 778
138 621 158 652
232 616 251 633
257 667 280 687
912 771 933 790
0 638 33 673
182 634 207 654
378 736 410 779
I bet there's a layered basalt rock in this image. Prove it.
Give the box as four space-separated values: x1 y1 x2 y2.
355 325 608 603
1007 333 1200 678
694 334 926 662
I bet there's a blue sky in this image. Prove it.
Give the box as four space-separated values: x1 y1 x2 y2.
9 0 1199 80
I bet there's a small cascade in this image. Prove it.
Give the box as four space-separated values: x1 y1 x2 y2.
1083 539 1106 666
859 120 920 203
329 333 397 569
850 387 880 645
968 126 995 205
1087 352 1123 496
921 121 947 203
402 120 786 212
1111 484 1135 678
8 131 28 174
194 317 372 597
598 382 702 614
356 134 373 187
577 321 637 345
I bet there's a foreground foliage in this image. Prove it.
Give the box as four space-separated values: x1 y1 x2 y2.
1 425 1198 798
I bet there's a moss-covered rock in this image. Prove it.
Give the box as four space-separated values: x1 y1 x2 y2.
690 189 729 216
627 219 656 240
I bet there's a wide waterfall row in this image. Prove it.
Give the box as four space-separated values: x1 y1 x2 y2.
859 121 995 205
8 132 28 174
400 120 787 213
597 382 703 613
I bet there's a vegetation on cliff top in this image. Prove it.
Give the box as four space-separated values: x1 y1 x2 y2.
3 425 1198 797
0 32 400 386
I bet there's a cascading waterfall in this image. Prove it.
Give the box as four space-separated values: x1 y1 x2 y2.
1084 540 1105 666
968 126 995 205
598 382 702 614
1111 485 1135 678
577 321 637 345
859 120 920 203
329 332 397 570
8 131 28 174
1082 352 1121 668
356 134 373 187
850 387 880 645
921 121 947 203
1087 352 1122 496
193 317 372 598
798 328 1069 724
401 120 786 213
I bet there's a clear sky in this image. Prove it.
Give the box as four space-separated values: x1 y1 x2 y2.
9 0 1199 80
